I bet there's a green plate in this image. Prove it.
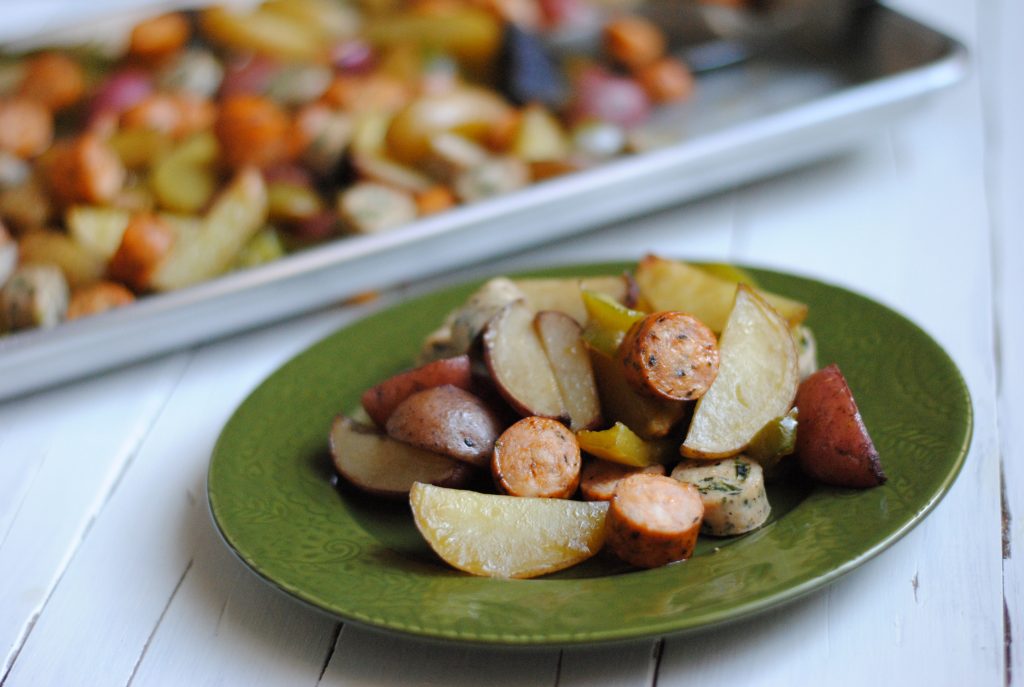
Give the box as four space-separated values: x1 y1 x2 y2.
207 262 972 645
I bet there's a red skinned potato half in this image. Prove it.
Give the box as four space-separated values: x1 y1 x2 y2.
384 384 503 467
795 363 886 488
361 355 473 427
329 416 474 499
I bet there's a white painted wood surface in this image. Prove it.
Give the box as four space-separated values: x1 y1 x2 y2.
0 0 1017 684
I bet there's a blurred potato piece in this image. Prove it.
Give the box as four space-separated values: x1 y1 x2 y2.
795 363 886 488
199 6 325 61
147 168 268 291
386 87 512 165
66 206 131 261
150 132 220 214
18 230 105 289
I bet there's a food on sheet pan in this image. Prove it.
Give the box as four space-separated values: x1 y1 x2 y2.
328 256 886 578
0 1 697 335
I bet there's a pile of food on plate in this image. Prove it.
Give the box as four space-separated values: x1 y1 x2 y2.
330 255 887 578
0 0 697 334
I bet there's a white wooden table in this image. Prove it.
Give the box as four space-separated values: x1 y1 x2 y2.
2 0 1020 684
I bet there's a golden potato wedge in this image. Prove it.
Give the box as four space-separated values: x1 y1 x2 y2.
410 482 608 578
682 285 799 459
513 275 630 326
535 310 602 431
635 255 807 332
482 299 566 420
148 168 268 291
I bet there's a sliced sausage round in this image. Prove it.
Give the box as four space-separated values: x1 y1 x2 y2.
605 473 704 568
579 459 665 502
618 311 719 402
491 416 581 498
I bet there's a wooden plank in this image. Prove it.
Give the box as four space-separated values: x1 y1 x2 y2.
670 32 1003 680
0 309 352 687
985 0 1024 682
321 625 558 686
0 354 191 676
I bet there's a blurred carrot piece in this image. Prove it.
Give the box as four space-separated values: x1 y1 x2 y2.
67 281 136 319
636 57 694 104
107 213 175 291
0 98 53 159
129 13 192 61
415 185 457 215
47 134 126 205
215 94 295 168
603 16 665 70
18 53 85 111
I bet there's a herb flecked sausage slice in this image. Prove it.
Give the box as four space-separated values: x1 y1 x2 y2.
491 416 581 499
617 311 719 402
671 456 770 536
604 473 704 569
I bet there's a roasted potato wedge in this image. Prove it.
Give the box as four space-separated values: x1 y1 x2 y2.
410 482 608 579
330 416 474 498
483 299 567 420
635 254 808 332
682 285 799 459
385 384 503 467
361 355 473 428
795 364 886 488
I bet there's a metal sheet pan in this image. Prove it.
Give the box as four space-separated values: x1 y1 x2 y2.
0 3 967 400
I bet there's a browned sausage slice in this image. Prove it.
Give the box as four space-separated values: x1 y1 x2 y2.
491 417 581 498
579 459 665 502
604 473 704 568
618 311 719 402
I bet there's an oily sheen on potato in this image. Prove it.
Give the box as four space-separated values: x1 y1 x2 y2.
682 285 799 458
409 482 609 579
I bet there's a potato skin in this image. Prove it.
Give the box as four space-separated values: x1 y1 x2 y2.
795 364 886 488
361 355 473 428
385 384 502 467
